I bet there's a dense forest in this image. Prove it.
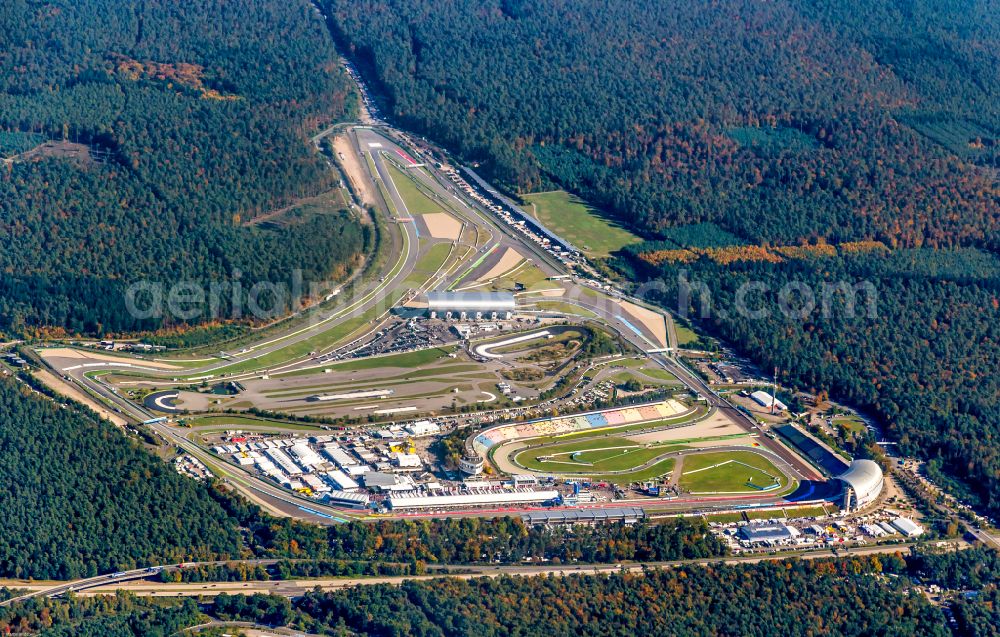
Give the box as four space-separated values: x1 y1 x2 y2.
1 554 952 636
0 377 242 579
324 0 999 248
0 0 369 336
7 549 1000 636
323 0 1000 515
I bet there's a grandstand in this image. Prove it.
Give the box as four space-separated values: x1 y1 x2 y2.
774 423 851 476
472 399 687 456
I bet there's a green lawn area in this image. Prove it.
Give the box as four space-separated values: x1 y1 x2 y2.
833 416 868 436
521 190 641 258
679 450 787 493
702 512 746 524
181 414 327 431
590 458 676 484
637 367 679 383
609 369 676 387
487 262 551 292
386 163 442 215
404 241 454 286
783 504 829 518
674 324 700 347
514 437 686 474
265 363 480 393
493 329 584 354
324 346 453 372
531 300 598 318
196 312 375 377
744 509 794 521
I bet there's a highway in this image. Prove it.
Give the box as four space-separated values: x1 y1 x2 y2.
2 541 944 605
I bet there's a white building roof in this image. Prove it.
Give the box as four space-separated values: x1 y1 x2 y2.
322 445 358 468
265 448 303 476
290 443 323 467
326 490 371 506
836 459 884 506
391 452 422 468
388 489 559 510
750 390 787 411
891 517 924 537
326 470 360 491
426 291 516 311
405 420 441 437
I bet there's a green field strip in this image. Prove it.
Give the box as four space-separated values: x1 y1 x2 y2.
385 162 443 215
260 363 480 397
520 190 641 258
678 450 787 493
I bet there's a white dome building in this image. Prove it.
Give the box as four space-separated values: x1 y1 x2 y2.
836 459 884 512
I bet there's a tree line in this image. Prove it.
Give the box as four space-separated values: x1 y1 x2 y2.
8 548 1000 636
0 0 366 336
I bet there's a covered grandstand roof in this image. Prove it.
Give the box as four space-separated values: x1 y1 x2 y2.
523 507 645 526
387 488 559 510
774 424 851 476
836 459 884 498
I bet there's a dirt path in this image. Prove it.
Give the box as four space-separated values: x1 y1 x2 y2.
242 191 347 227
668 455 684 486
333 134 375 205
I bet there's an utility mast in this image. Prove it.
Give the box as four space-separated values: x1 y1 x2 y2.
771 366 779 415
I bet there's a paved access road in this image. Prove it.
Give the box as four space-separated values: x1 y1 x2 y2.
2 541 947 603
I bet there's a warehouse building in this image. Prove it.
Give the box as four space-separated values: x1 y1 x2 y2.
290 443 323 469
426 291 516 320
390 452 422 470
265 448 303 476
325 469 360 492
322 445 358 469
737 524 802 547
751 390 787 412
890 517 924 537
835 459 884 512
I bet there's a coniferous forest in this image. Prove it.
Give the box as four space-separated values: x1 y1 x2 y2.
0 378 243 579
0 0 369 336
11 550 1000 636
321 0 1000 516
